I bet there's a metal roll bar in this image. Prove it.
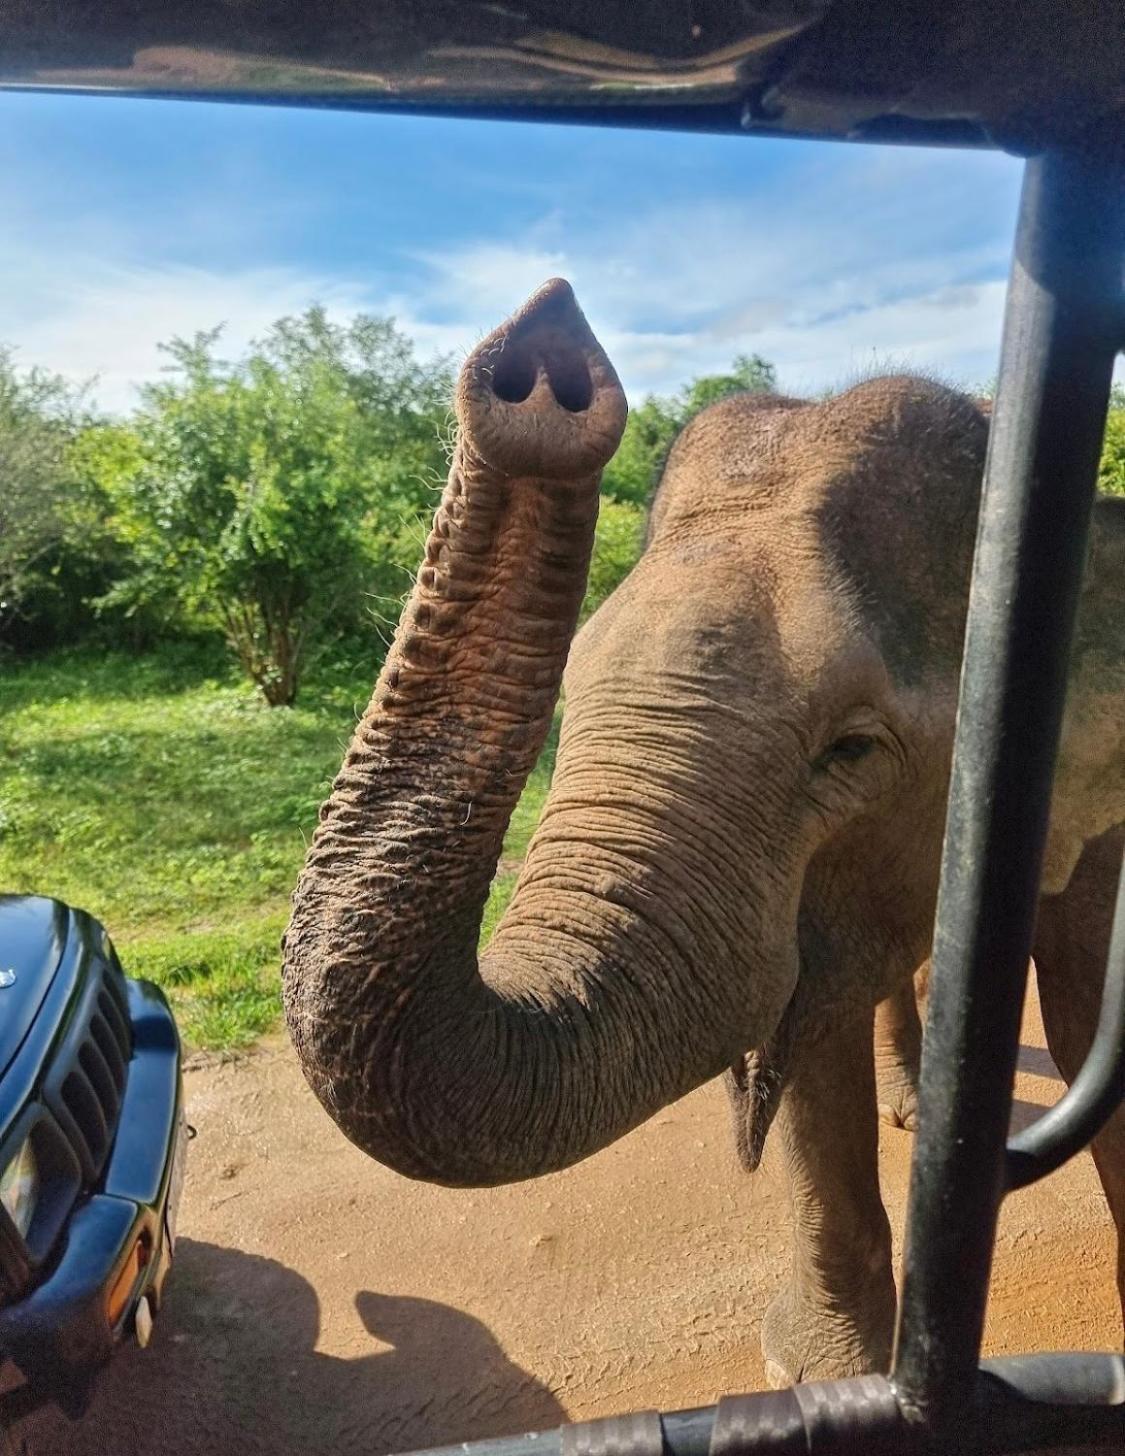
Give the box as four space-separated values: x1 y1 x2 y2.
890 147 1125 1436
403 1355 1125 1456
1006 855 1125 1192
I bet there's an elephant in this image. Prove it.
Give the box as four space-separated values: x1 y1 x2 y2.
726 824 1125 1384
875 971 928 1132
283 279 1125 1389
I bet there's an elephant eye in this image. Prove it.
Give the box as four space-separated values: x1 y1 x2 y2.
816 733 877 769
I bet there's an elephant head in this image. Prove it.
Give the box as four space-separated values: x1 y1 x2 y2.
283 279 1124 1187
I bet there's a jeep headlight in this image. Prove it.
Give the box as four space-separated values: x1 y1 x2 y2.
0 1137 39 1239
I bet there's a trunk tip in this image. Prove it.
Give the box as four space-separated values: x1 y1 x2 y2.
520 275 578 317
458 278 627 480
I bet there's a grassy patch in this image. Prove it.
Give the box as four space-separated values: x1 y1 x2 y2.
0 643 554 1050
127 913 289 1051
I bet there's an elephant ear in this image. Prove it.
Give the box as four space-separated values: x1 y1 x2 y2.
725 1036 790 1173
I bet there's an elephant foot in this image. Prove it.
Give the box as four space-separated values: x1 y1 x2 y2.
875 1063 919 1131
761 1275 895 1387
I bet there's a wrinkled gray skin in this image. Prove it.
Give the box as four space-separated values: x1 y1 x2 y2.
284 280 1125 1386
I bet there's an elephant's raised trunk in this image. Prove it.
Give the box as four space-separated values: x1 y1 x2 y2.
283 281 775 1186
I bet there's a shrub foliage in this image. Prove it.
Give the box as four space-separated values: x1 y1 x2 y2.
2 321 784 697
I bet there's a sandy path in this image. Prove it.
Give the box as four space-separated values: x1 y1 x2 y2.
2 989 1118 1455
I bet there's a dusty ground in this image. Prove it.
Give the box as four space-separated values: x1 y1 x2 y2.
2 988 1118 1455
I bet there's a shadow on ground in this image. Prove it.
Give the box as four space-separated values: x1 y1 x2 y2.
1008 1098 1052 1135
1008 1042 1063 1134
1017 1044 1063 1082
1 1240 564 1456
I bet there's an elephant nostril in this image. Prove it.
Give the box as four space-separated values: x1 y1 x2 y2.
491 346 537 404
489 342 593 413
544 347 593 413
457 280 626 479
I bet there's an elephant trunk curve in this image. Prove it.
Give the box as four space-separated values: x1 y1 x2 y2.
283 280 773 1187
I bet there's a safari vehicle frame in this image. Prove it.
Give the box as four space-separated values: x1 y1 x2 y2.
3 3 1122 1450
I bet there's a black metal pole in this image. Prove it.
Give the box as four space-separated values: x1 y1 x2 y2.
891 148 1124 1433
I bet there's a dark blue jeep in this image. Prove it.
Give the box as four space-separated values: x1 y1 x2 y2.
0 896 184 1411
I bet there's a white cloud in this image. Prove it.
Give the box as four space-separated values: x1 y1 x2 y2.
412 243 571 326
0 241 1009 416
2 144 1116 415
585 277 1008 402
404 195 1013 399
0 249 373 413
398 150 1023 399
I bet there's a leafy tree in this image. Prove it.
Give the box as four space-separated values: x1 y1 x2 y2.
1098 384 1125 497
582 498 646 621
0 351 88 642
600 396 682 506
33 421 156 648
0 331 781 670
678 353 778 417
106 310 453 705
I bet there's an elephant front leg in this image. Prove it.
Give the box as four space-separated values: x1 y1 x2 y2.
762 1007 897 1387
874 969 927 1131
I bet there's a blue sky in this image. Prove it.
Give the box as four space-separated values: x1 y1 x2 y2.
0 90 1033 414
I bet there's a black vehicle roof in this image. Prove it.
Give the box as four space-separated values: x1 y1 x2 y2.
1 2 1121 153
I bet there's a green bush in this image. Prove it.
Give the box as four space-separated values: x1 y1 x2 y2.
0 351 101 650
98 311 453 705
1098 395 1125 497
583 498 646 620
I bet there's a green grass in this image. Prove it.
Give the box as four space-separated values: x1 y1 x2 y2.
0 642 554 1050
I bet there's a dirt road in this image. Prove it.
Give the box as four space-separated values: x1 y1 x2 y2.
2 989 1118 1455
